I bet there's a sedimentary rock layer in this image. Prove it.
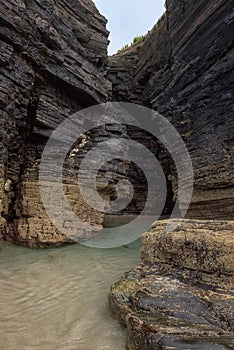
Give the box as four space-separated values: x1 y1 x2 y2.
109 219 234 350
0 0 111 247
109 0 234 348
109 0 234 220
1 0 233 247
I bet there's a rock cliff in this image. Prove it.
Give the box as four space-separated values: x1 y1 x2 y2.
0 0 111 247
108 0 234 348
109 0 234 220
0 0 233 348
1 0 233 244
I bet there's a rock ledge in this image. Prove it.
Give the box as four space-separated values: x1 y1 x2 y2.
109 219 234 350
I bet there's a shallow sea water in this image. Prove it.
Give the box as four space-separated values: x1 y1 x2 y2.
0 238 141 350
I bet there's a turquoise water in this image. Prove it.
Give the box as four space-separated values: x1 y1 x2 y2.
0 240 141 350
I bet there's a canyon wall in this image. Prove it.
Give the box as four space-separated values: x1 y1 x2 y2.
0 0 111 247
108 0 234 349
0 1 233 242
109 0 234 220
0 0 234 348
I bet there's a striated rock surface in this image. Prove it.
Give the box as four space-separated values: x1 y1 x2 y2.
108 0 234 348
0 0 233 348
1 0 233 243
0 0 111 247
109 0 234 220
109 219 234 350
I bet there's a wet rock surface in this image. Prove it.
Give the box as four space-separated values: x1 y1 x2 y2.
108 2 234 342
109 219 234 350
0 0 233 348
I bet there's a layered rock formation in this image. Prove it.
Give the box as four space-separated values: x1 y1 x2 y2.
0 0 233 348
108 0 234 348
109 0 234 220
0 0 111 247
1 0 233 244
109 219 234 350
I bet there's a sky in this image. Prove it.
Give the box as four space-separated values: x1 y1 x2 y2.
94 0 165 54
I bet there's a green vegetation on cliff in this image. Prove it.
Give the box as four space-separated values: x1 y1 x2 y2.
117 35 145 53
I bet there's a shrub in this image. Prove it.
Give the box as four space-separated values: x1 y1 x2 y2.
117 44 130 53
132 35 145 44
116 34 145 54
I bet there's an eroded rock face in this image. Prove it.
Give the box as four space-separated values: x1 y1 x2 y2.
1 0 233 247
0 0 233 348
142 220 234 277
108 0 234 348
109 219 234 350
0 0 111 247
109 0 234 220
